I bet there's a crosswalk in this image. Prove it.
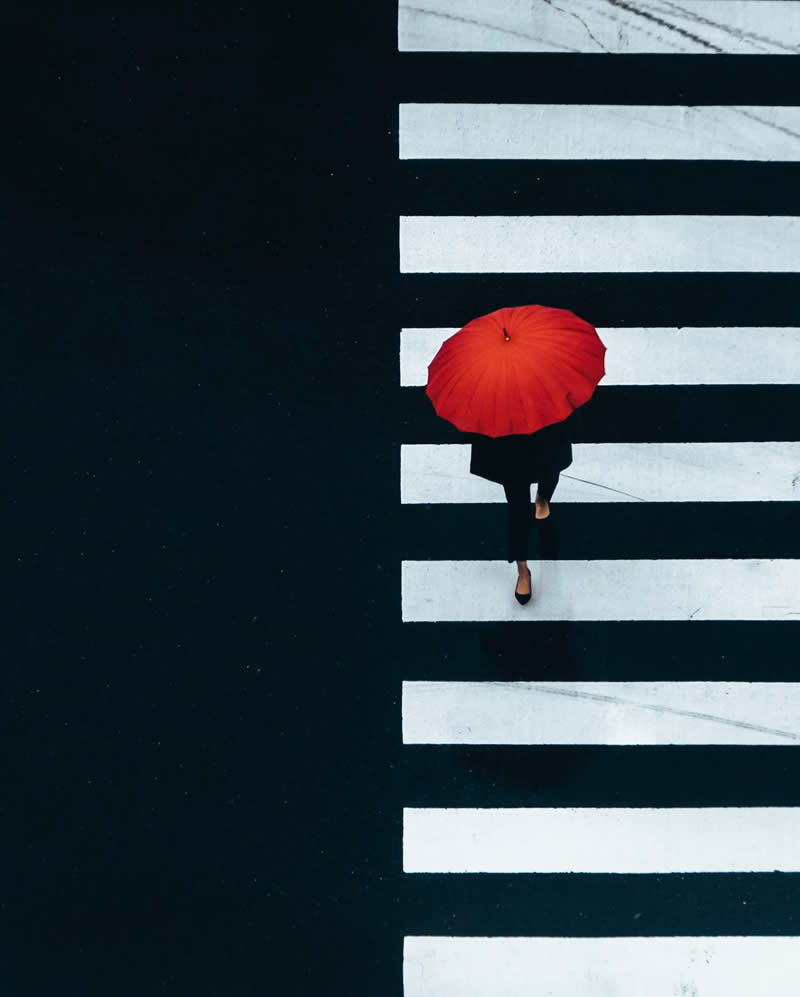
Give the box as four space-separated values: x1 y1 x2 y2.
403 558 800 621
400 216 800 271
404 806 800 871
400 104 800 160
403 936 800 997
403 443 800 503
402 327 800 384
402 681 800 744
397 1 800 993
398 1 800 54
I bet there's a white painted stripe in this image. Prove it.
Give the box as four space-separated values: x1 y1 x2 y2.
401 327 800 385
400 443 800 504
401 559 800 621
398 0 800 54
404 936 800 997
399 216 800 273
400 104 800 161
403 807 800 872
402 681 800 745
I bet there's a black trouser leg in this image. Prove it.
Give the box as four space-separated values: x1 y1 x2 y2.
536 472 560 503
502 480 531 564
502 474 560 564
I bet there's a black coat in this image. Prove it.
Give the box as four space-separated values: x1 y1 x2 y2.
467 408 583 486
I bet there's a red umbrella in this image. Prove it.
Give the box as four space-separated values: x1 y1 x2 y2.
425 304 605 438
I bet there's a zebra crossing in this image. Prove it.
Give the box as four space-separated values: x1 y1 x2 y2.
403 442 800 503
398 1 800 55
402 558 800 621
400 216 800 271
402 326 800 384
404 806 800 871
399 103 800 160
403 681 800 744
397 1 800 993
403 936 800 997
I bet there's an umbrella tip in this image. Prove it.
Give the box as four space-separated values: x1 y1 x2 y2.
503 327 510 341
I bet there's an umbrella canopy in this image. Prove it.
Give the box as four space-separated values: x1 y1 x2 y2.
425 304 605 438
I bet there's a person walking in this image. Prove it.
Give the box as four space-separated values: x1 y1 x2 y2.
466 408 581 604
424 303 605 605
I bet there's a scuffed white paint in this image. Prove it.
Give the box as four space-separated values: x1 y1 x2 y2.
400 104 800 160
402 681 800 745
399 215 800 272
403 807 800 872
401 558 800 621
398 0 800 54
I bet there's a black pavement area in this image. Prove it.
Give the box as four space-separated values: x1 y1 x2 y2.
2 5 800 996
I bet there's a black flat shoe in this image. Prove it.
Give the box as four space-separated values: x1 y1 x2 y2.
514 567 532 605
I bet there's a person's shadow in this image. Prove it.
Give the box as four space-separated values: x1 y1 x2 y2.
448 512 596 799
451 399 600 798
